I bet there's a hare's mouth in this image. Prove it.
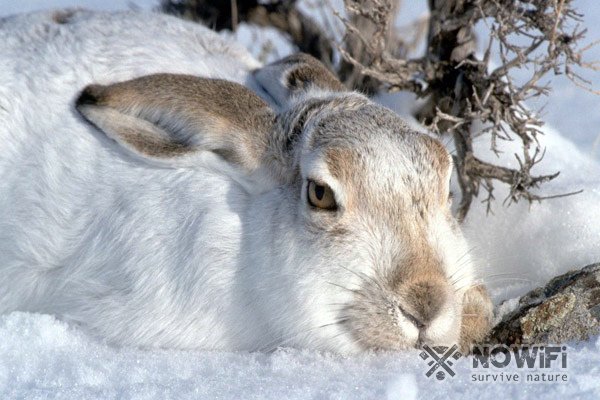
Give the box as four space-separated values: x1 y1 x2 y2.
332 276 462 352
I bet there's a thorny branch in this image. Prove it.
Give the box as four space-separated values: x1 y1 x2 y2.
161 0 596 221
339 0 595 220
161 0 337 69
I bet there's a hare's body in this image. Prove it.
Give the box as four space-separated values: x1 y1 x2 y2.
0 10 493 353
0 11 266 349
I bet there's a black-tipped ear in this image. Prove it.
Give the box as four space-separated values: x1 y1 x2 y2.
76 84 105 106
253 53 345 108
75 74 276 172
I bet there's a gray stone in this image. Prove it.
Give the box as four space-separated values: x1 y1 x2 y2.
488 263 600 345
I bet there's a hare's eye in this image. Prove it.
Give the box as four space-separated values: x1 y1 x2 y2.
307 180 337 210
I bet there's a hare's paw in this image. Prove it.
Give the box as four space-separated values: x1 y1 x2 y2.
459 284 494 353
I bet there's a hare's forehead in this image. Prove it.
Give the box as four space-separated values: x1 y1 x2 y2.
301 102 451 203
306 133 451 210
306 104 450 175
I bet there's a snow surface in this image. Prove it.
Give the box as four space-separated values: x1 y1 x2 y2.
1 1 599 399
1 312 599 399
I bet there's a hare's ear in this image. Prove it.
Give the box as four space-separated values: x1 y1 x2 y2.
75 74 275 172
253 53 346 108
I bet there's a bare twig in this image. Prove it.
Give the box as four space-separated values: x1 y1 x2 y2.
336 0 593 219
161 0 596 220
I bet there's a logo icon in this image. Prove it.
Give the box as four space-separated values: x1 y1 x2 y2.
419 344 462 380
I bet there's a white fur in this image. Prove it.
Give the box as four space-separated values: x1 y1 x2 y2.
0 10 477 353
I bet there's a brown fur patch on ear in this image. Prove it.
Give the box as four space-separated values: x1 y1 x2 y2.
116 125 190 158
76 74 276 172
281 53 346 92
286 65 345 92
76 103 196 161
87 75 271 134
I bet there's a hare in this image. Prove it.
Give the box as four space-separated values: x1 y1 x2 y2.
0 10 493 353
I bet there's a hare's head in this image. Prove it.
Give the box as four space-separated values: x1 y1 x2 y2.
76 54 479 353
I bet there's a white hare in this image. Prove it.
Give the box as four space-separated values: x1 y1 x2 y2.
0 9 492 353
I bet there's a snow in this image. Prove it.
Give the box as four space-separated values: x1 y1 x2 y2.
462 124 600 303
1 312 600 399
1 1 600 399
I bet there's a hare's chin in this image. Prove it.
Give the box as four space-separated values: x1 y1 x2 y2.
342 305 461 351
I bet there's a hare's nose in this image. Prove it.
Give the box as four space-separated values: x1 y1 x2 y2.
401 280 449 330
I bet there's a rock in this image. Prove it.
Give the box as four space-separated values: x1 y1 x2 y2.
488 263 600 345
